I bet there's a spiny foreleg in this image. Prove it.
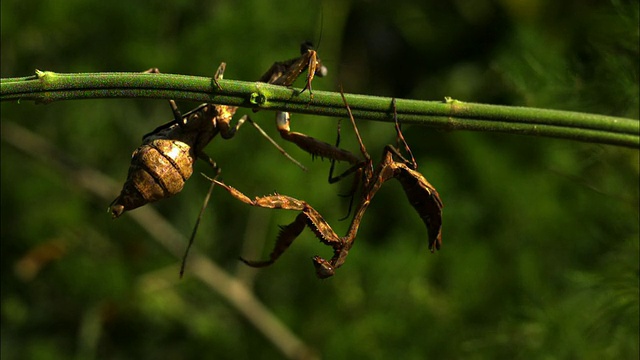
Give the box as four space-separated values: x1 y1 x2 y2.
211 179 344 278
275 112 360 164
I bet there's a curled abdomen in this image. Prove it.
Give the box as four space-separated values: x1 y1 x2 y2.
109 139 194 218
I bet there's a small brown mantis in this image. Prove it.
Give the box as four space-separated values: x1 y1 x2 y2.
109 43 331 218
212 89 444 278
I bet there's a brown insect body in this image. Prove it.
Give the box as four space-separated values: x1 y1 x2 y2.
259 41 327 93
110 43 327 219
110 104 237 218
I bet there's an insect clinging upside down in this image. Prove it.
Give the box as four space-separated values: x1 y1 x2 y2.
212 89 444 278
108 65 235 218
109 44 328 218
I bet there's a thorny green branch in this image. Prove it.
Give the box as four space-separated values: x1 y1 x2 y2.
1 70 638 148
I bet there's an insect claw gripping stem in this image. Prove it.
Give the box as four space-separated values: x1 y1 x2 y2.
391 98 417 169
212 62 226 91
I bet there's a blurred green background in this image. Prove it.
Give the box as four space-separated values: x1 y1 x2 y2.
1 0 638 359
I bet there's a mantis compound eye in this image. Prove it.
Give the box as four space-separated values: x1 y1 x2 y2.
316 64 328 78
109 203 125 219
276 111 291 130
312 256 335 279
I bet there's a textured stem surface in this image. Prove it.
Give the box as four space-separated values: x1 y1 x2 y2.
2 70 638 148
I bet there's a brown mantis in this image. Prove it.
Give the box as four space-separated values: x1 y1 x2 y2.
212 90 444 278
109 43 331 218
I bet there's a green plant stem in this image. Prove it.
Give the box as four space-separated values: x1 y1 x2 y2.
2 70 638 148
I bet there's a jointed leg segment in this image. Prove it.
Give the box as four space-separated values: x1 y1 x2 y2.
211 179 343 278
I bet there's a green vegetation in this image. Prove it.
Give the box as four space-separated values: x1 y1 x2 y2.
1 0 638 359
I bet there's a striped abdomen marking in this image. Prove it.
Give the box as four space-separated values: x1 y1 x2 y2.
109 139 194 218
